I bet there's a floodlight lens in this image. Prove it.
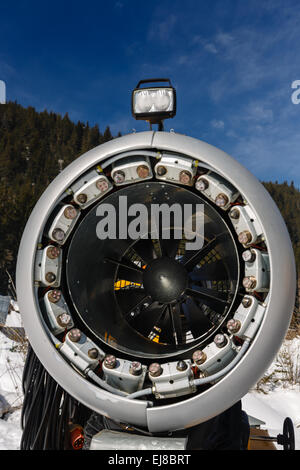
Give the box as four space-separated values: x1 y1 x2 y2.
133 88 174 115
153 89 171 111
135 90 152 113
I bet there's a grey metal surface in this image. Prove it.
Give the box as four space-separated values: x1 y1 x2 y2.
16 130 296 433
248 415 266 428
90 430 187 450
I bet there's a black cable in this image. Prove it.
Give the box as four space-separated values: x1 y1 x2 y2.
45 381 64 449
56 391 69 449
20 363 46 449
46 384 63 450
31 376 57 449
21 346 91 450
21 351 43 429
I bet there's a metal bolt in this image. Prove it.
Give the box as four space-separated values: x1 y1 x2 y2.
156 165 167 176
129 361 142 376
238 230 252 245
227 318 241 334
230 207 240 219
148 363 163 377
96 178 109 192
45 272 56 283
113 170 125 184
242 296 253 308
68 328 81 342
176 360 188 371
63 205 78 219
192 350 207 365
215 193 229 208
52 228 65 242
57 313 71 327
195 178 208 191
136 165 150 179
46 246 60 259
242 249 256 263
243 276 257 290
88 348 99 360
48 289 61 303
104 355 117 369
76 193 88 204
179 170 191 185
214 334 228 348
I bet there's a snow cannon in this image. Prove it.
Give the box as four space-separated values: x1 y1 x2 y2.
16 80 296 442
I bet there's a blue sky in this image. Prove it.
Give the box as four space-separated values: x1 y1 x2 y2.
1 0 300 186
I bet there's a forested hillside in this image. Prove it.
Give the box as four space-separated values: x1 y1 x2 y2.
263 181 300 270
0 102 115 292
0 102 299 299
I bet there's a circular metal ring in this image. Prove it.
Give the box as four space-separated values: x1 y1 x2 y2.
16 131 296 432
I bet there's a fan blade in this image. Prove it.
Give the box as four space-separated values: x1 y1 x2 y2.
133 238 157 265
128 301 167 337
157 237 181 259
152 305 176 345
182 233 226 271
117 266 144 284
168 303 184 345
105 258 144 284
155 227 182 258
115 289 149 316
188 260 228 281
186 286 230 314
181 298 212 338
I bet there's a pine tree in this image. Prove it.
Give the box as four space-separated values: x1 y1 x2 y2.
0 102 119 293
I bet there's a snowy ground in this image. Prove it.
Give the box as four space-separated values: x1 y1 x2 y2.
0 306 24 450
242 335 300 449
0 307 300 450
243 389 300 449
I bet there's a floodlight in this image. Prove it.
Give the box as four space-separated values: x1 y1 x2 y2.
131 78 176 128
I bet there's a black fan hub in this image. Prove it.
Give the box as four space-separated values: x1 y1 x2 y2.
143 257 188 303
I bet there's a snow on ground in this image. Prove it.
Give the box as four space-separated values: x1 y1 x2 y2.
0 305 24 450
243 390 300 449
0 329 24 412
0 304 299 450
243 336 300 449
0 408 22 450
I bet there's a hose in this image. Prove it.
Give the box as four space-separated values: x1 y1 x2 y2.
127 387 153 400
86 369 128 397
193 339 251 386
127 340 250 399
93 341 250 401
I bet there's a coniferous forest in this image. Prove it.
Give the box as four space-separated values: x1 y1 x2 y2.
0 102 115 292
0 102 299 312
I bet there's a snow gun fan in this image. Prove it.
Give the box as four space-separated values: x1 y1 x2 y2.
16 80 296 450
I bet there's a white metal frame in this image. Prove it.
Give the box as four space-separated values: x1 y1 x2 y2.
16 131 296 432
